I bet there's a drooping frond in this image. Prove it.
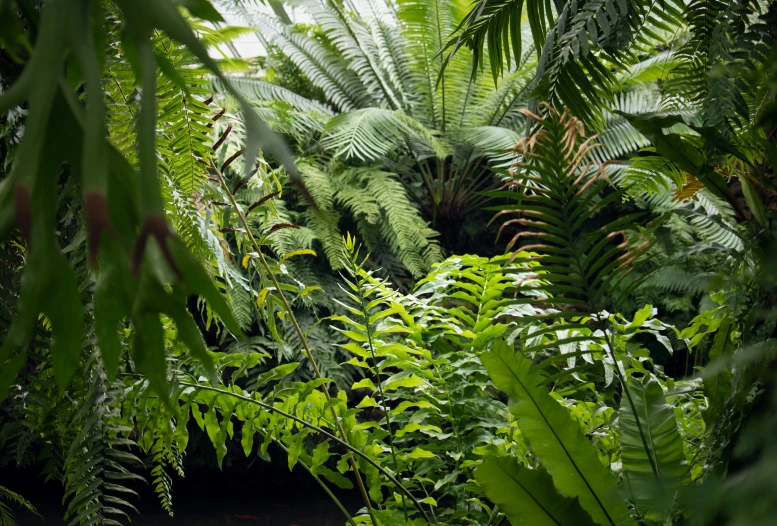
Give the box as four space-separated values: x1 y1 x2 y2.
154 34 216 195
462 126 522 168
62 356 144 526
299 0 404 110
0 486 38 526
259 14 370 112
440 0 553 82
216 77 335 114
320 166 442 277
589 91 657 164
446 0 689 123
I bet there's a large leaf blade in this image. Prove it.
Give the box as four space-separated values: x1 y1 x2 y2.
481 341 630 526
475 455 596 526
620 376 689 519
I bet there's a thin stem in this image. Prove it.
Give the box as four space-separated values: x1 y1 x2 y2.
434 0 446 132
432 362 472 513
210 162 378 525
420 483 438 524
271 437 357 526
179 382 433 523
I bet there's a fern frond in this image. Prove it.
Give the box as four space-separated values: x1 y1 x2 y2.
490 105 652 315
62 354 144 526
0 486 38 526
320 108 411 161
215 77 335 115
259 14 369 112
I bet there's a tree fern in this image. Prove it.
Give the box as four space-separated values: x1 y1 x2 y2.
226 0 539 245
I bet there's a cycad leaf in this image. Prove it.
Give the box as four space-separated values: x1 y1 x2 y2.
321 108 409 160
481 341 630 526
620 376 689 519
475 455 596 526
214 77 334 115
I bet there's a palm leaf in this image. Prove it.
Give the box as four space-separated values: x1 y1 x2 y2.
320 108 411 160
441 0 554 82
0 486 38 526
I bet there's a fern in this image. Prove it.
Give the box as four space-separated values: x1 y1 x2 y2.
148 439 184 516
0 486 38 526
62 354 144 526
225 0 540 250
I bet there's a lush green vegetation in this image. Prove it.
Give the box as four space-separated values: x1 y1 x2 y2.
1 0 776 525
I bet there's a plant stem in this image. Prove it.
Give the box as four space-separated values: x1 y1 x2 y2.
210 162 378 525
271 437 357 526
180 382 434 523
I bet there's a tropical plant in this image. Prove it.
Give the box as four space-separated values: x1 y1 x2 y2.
2 1 777 526
445 0 776 218
0 485 38 526
217 0 538 255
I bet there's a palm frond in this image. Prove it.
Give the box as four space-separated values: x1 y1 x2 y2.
0 486 38 526
259 14 370 112
320 108 411 160
216 77 335 114
440 0 553 82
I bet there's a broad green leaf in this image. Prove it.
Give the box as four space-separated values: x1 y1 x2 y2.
620 376 689 519
94 238 130 381
168 238 243 337
253 362 300 389
132 312 168 402
475 455 596 526
356 396 380 409
738 175 768 228
175 0 224 22
481 341 629 525
351 378 377 391
405 447 437 460
46 254 84 392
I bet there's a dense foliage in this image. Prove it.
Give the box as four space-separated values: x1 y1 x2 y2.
1 0 776 525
